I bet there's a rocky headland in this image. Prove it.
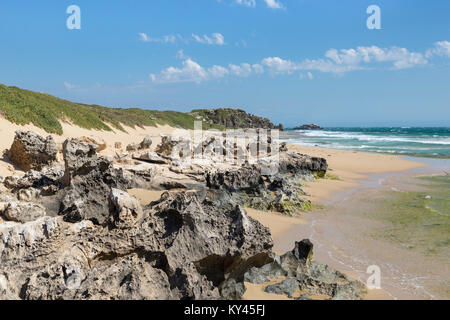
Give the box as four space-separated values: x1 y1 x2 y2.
191 108 284 131
0 129 366 300
293 124 323 130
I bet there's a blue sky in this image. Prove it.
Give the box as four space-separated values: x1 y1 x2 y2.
0 0 449 127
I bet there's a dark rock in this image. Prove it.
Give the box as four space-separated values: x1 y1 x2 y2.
0 191 274 300
265 278 299 298
219 278 246 300
4 165 64 195
292 239 313 264
139 136 152 150
293 124 323 130
59 138 127 225
206 165 263 192
7 131 58 171
244 257 287 284
191 108 284 131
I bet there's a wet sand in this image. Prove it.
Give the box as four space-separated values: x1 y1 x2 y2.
274 156 450 300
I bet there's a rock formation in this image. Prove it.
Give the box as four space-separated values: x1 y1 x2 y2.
7 130 58 171
0 130 366 300
191 108 284 131
293 124 323 130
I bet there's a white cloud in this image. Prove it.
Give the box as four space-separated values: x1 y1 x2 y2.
235 0 256 7
264 0 284 9
262 57 297 74
64 81 77 90
139 32 177 43
151 59 263 84
426 40 450 58
208 65 230 78
324 46 428 70
150 42 449 84
192 33 226 45
150 59 209 84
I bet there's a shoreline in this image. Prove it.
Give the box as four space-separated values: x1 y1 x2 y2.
246 143 445 300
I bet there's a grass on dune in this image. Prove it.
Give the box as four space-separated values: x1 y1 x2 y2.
0 84 223 135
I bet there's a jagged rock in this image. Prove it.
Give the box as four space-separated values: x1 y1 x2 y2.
293 124 323 130
120 163 157 189
4 165 64 195
279 152 327 177
2 201 46 223
132 152 168 165
243 240 366 300
17 188 40 202
155 135 191 159
126 143 139 152
292 239 313 264
60 139 127 225
191 108 284 131
265 278 299 298
279 142 288 152
206 165 263 192
62 139 99 186
7 131 58 171
219 278 246 300
139 136 152 150
80 136 107 152
0 191 273 300
108 188 143 229
114 142 122 149
244 258 287 284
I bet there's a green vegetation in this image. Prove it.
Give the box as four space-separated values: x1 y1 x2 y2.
0 84 223 135
372 175 450 256
324 173 341 181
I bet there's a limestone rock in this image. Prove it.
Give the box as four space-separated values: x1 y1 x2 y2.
108 188 143 228
7 131 58 171
80 136 107 152
139 136 152 150
132 152 168 165
2 201 46 223
126 143 139 152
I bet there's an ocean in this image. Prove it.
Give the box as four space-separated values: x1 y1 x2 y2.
281 127 450 158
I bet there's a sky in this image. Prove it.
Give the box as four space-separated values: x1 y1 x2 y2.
0 0 449 127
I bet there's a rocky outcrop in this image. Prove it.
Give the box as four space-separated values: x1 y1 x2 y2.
0 130 343 300
80 136 107 152
191 108 284 131
293 124 323 130
0 190 273 300
60 139 127 225
205 152 327 215
7 131 58 171
126 143 139 152
108 188 143 229
1 201 46 223
139 136 152 150
243 239 366 300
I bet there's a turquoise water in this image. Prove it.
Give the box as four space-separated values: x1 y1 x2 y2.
281 127 450 158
